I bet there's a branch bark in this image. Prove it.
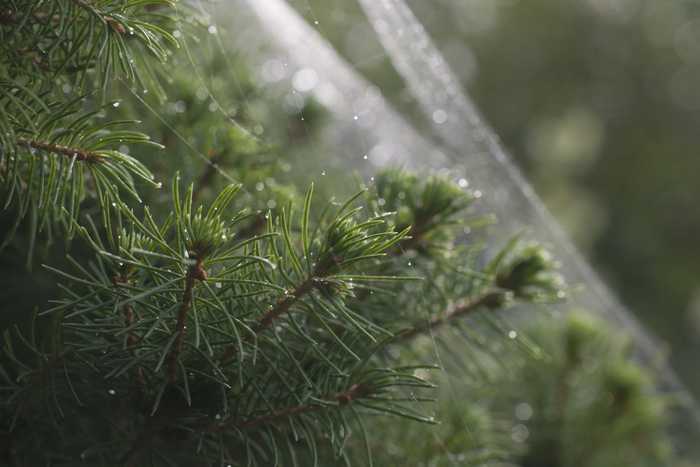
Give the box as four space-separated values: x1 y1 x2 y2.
166 259 207 383
397 290 504 342
218 276 316 363
16 138 103 163
208 383 367 433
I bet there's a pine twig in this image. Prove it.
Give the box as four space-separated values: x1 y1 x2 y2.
395 220 429 255
166 259 207 383
208 383 367 433
113 275 145 389
218 276 316 363
16 138 103 163
397 290 503 341
71 0 127 34
254 278 315 333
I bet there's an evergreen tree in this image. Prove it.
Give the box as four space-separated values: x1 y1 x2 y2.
0 2 689 466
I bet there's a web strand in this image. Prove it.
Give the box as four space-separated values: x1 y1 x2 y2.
233 0 700 427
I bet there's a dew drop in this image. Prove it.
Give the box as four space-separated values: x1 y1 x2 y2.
511 424 529 443
112 101 120 108
458 178 468 188
215 282 222 289
515 402 533 421
108 389 116 395
432 109 448 124
508 330 518 339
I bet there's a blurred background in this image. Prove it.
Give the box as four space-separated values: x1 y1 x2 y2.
284 0 700 396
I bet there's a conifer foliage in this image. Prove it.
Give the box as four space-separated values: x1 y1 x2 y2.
0 0 172 249
0 2 682 466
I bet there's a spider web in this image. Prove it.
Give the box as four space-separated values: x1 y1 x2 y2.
229 0 700 437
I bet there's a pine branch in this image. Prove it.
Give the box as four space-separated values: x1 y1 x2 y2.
113 274 145 389
394 212 432 255
71 0 128 34
209 383 368 433
254 277 315 333
15 137 104 163
166 258 208 383
397 290 504 342
218 274 318 363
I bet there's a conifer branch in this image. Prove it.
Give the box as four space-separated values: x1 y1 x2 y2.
71 0 128 35
113 275 145 389
218 275 317 363
396 213 432 254
397 290 504 341
15 138 104 163
254 277 315 333
166 258 208 383
209 383 367 433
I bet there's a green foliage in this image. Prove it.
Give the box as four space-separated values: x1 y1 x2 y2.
0 161 572 465
299 0 700 395
359 312 678 467
0 3 691 466
0 0 175 249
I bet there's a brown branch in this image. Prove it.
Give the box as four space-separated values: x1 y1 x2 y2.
218 276 316 363
208 383 367 433
113 275 146 389
395 226 426 255
166 259 208 383
397 290 504 342
16 138 103 163
392 210 436 256
254 278 315 333
71 0 126 34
